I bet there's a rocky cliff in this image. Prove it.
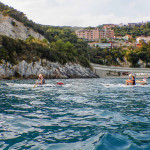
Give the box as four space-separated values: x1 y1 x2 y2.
0 60 97 79
0 12 44 40
0 13 97 79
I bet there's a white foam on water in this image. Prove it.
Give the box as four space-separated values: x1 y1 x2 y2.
36 84 55 87
102 83 150 88
6 94 38 99
62 84 72 87
24 113 49 119
13 104 33 109
30 101 46 105
6 83 34 88
5 83 65 88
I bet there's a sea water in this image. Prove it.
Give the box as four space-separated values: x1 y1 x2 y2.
0 78 150 150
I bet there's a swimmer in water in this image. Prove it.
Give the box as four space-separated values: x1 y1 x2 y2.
36 74 45 85
126 74 135 85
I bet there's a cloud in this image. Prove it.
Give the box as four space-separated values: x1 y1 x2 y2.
1 0 150 27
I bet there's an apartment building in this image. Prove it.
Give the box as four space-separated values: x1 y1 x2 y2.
75 28 114 41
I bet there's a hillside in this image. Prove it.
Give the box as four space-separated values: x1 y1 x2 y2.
0 2 92 67
0 2 98 79
0 12 45 40
112 23 150 38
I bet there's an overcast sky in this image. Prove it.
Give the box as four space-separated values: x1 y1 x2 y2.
1 0 150 27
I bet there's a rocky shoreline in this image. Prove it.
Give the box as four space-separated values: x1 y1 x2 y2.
0 60 98 79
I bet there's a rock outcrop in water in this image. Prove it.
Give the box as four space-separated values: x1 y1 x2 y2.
0 60 97 79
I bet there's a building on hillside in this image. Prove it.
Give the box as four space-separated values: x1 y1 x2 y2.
103 24 116 29
75 28 114 41
113 42 133 48
75 28 100 41
114 36 123 39
94 43 112 48
128 23 137 27
122 35 133 40
128 22 145 27
114 35 132 41
105 29 114 39
136 36 150 44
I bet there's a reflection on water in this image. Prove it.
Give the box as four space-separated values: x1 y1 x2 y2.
0 78 150 150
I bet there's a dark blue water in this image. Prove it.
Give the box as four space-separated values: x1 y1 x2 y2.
0 78 150 150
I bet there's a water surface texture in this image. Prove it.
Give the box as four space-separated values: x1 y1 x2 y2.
0 78 150 150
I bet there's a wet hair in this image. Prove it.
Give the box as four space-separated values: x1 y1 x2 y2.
39 74 42 77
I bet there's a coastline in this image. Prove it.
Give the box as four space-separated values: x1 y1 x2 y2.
0 60 98 79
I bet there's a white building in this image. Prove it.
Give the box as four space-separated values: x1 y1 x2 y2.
136 36 150 44
94 43 112 48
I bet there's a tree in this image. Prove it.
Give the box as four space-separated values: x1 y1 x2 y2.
125 50 139 67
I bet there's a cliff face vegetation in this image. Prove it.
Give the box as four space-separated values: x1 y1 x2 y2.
0 2 91 69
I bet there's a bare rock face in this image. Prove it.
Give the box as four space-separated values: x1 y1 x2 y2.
0 13 44 40
0 60 14 78
0 60 97 79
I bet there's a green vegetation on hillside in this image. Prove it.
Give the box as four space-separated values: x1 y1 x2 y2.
113 23 150 38
0 2 91 68
91 40 150 67
0 35 91 68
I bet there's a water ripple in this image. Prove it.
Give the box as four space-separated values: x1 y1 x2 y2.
0 78 150 149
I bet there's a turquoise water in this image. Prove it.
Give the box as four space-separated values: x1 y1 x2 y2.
0 78 150 150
